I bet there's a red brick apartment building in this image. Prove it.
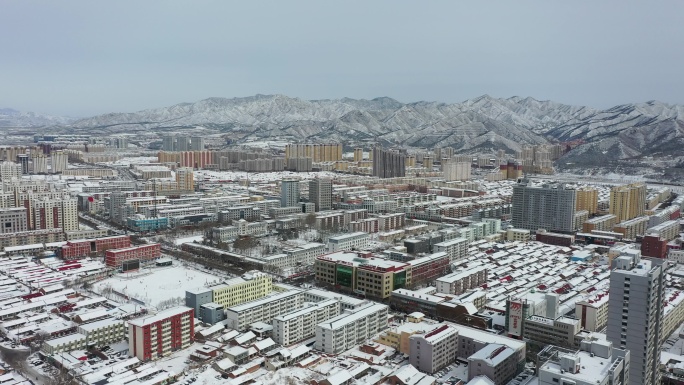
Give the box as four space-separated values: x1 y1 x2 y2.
641 234 668 259
129 307 194 361
105 243 161 268
60 235 131 259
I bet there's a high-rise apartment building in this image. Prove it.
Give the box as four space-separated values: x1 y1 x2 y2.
309 178 332 211
280 178 300 208
174 150 213 169
575 187 598 215
162 135 175 151
434 148 442 160
16 154 29 174
175 167 194 191
0 162 22 181
439 147 455 159
607 250 664 385
51 151 68 173
0 207 28 233
443 161 471 181
0 147 24 162
111 137 128 148
353 148 364 162
286 157 313 172
32 154 48 174
1 190 72 230
372 147 406 178
128 306 195 361
285 143 342 162
500 160 523 180
423 156 433 170
32 198 79 231
511 180 577 233
190 136 204 151
610 183 646 222
106 191 129 224
176 137 190 152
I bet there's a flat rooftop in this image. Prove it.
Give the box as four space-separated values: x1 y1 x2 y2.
318 303 387 330
304 288 366 306
542 350 618 383
328 232 369 241
274 299 339 322
318 251 408 271
392 288 445 304
128 306 192 327
437 266 488 283
227 289 302 313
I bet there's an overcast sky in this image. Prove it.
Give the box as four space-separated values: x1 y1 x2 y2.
2 1 683 117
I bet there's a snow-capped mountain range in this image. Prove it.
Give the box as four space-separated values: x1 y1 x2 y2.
4 95 684 162
0 108 76 127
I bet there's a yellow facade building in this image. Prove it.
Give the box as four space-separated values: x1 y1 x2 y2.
576 187 598 215
610 183 646 222
285 143 342 162
211 272 273 308
375 312 432 354
175 167 194 191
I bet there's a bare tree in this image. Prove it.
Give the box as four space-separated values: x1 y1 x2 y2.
1 348 29 373
30 330 51 353
157 296 184 310
304 213 316 227
232 236 256 253
48 371 74 385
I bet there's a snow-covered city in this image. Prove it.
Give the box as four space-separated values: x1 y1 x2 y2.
2 2 684 385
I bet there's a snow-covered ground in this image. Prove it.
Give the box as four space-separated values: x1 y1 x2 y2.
257 366 318 384
156 342 199 375
434 362 470 383
93 264 223 309
175 235 204 245
240 140 290 150
108 157 159 166
195 170 339 183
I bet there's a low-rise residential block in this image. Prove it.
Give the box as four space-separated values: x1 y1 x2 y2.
314 303 388 354
272 299 340 346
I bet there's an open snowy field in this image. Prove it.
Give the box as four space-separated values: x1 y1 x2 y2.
174 235 204 245
93 264 223 309
108 156 159 166
195 170 339 183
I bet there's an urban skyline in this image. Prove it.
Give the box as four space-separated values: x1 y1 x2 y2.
0 1 682 384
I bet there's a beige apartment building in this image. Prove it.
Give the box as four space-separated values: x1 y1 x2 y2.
575 187 598 215
610 183 646 222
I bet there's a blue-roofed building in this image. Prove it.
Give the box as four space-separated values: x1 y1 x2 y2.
126 216 169 232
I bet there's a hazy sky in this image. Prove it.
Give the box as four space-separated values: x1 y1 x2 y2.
2 1 683 117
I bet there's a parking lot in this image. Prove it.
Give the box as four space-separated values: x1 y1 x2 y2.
434 361 469 384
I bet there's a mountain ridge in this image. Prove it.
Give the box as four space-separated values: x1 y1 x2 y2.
0 108 77 127
5 94 684 162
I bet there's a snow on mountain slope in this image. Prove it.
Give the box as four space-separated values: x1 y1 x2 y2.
546 100 684 141
60 94 684 158
0 108 76 127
